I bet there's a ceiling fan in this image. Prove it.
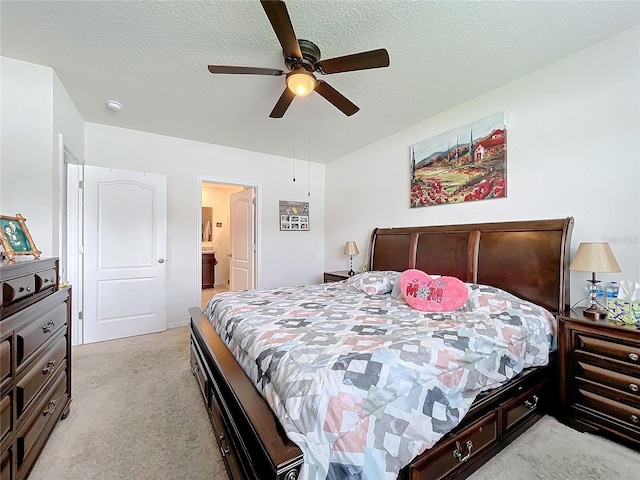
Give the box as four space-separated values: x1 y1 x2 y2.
207 0 390 118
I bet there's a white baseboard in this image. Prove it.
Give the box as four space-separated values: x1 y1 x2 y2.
167 319 189 329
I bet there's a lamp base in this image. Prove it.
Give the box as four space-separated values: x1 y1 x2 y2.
348 269 355 276
583 305 608 320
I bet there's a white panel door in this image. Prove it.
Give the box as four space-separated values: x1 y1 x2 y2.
229 189 255 291
83 166 167 343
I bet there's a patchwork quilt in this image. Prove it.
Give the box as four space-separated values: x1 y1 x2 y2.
204 281 556 480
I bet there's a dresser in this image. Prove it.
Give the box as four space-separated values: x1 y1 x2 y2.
0 258 72 480
558 308 640 449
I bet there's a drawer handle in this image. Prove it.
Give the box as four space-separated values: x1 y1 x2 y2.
525 394 539 410
220 444 230 457
283 471 299 480
43 400 57 416
631 415 639 424
42 360 56 375
191 364 199 376
453 440 473 463
630 353 639 362
630 384 639 393
42 320 56 333
18 286 32 292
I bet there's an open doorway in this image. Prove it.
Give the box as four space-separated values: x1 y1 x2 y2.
200 181 257 310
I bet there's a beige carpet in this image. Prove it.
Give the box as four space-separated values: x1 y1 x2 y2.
31 327 639 480
30 327 227 480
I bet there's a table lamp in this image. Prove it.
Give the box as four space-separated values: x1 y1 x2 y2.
569 242 621 319
343 241 359 276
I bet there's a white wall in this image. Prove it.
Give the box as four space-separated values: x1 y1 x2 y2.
325 27 640 307
85 124 325 326
1 58 54 255
53 73 85 160
53 71 85 259
1 57 84 258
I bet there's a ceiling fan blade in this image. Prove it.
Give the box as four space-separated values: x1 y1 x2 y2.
208 65 284 76
260 0 302 59
316 48 390 74
269 88 296 118
314 80 359 116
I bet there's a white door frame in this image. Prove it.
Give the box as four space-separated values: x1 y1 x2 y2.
196 176 261 300
60 134 85 346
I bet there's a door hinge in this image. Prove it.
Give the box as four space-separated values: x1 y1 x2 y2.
78 311 83 320
78 246 84 255
252 245 257 252
79 180 84 189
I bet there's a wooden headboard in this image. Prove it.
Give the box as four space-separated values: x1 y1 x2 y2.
368 217 574 314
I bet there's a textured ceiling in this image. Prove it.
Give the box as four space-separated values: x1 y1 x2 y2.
2 1 638 163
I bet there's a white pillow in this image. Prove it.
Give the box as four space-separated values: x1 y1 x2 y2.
345 271 399 295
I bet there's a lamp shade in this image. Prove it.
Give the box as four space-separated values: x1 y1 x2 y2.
286 68 316 96
569 242 621 273
343 241 359 256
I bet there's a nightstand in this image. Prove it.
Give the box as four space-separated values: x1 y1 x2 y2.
323 271 351 283
558 307 640 449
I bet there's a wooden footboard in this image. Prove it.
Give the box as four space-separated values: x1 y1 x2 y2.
190 307 304 480
190 307 557 480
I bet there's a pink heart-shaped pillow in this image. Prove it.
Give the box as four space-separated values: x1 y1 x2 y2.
399 269 468 312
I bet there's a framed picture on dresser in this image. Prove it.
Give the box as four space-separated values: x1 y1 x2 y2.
0 213 42 260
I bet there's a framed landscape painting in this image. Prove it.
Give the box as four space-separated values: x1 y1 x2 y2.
410 112 506 208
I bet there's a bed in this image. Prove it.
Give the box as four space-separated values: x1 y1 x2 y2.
189 217 574 480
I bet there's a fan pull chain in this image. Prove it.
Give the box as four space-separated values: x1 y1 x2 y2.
292 100 297 182
307 98 311 197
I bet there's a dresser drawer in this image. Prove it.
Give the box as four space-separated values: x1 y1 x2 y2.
34 269 56 293
0 395 11 442
501 379 548 433
209 378 254 480
16 335 67 419
16 370 67 468
209 384 245 480
577 388 640 432
189 340 208 404
0 341 10 388
575 333 640 369
16 303 67 368
576 361 640 400
2 276 35 309
408 410 498 480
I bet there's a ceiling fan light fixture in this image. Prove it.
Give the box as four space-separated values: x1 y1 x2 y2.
286 69 316 96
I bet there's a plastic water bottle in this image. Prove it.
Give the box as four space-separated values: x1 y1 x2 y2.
606 281 619 307
586 283 604 299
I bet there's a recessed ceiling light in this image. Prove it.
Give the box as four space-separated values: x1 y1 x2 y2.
106 100 123 111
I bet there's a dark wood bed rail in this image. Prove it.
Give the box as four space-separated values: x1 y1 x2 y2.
368 217 574 314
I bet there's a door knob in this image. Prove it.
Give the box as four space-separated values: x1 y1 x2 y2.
157 258 165 264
